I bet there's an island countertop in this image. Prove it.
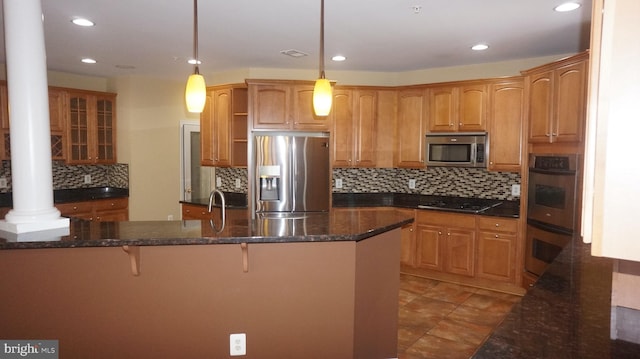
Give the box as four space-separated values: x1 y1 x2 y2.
0 208 413 250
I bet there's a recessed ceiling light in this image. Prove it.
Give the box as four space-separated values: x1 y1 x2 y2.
72 18 95 27
187 59 202 65
332 55 346 62
471 44 489 51
81 58 96 64
554 2 581 12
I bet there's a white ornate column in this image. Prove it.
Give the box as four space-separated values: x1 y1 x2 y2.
0 0 68 233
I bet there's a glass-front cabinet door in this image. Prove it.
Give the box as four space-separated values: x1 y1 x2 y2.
67 91 117 164
68 93 91 164
96 96 115 163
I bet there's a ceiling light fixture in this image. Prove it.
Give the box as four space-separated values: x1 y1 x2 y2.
313 0 333 117
332 55 346 62
554 2 581 12
72 18 94 27
81 58 97 64
185 0 206 113
471 44 489 51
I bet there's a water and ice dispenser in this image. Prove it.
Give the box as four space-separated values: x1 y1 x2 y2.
258 165 281 201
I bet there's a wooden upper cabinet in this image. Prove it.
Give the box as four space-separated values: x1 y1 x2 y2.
248 80 331 131
292 85 332 131
332 89 377 167
428 86 458 132
524 52 588 143
250 82 292 130
331 89 354 167
201 88 231 167
0 82 9 160
429 84 488 132
396 88 427 168
488 78 525 172
459 84 488 131
48 87 67 160
66 91 116 164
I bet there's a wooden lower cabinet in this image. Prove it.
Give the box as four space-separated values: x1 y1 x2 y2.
404 209 525 295
416 211 476 277
396 208 416 266
56 198 128 221
476 217 519 283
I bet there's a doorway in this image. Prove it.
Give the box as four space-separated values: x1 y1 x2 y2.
180 121 213 202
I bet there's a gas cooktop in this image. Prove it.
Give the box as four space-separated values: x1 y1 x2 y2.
417 197 503 214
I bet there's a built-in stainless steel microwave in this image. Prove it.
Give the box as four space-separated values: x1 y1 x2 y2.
425 132 488 168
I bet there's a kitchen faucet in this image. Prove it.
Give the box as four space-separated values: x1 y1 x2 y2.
207 189 226 232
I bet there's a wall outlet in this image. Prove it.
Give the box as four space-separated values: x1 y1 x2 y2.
0 177 7 189
409 179 416 189
235 178 241 188
229 333 246 356
216 177 222 187
167 215 174 221
83 174 92 184
335 178 343 189
511 184 521 197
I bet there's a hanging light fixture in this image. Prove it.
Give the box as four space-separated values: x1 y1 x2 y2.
313 0 332 117
185 0 206 113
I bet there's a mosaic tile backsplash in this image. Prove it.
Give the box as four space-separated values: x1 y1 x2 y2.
0 161 129 193
215 166 521 201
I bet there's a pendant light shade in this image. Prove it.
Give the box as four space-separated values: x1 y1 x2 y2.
185 0 206 113
313 78 332 116
186 73 206 113
313 0 332 117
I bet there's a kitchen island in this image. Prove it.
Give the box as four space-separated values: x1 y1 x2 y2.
0 209 412 359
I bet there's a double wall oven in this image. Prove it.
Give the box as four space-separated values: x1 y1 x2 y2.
525 154 580 277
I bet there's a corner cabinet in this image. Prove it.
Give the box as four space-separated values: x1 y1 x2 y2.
523 52 588 144
201 84 248 168
332 88 377 167
396 88 428 168
247 80 332 132
66 91 117 164
487 78 525 172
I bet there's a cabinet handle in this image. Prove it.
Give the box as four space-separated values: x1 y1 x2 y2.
495 223 500 227
495 234 499 238
438 231 442 235
447 232 451 236
552 132 557 136
409 228 413 232
73 206 78 210
545 133 551 137
459 122 462 126
449 123 454 126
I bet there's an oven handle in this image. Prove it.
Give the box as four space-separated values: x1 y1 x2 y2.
529 168 576 175
527 218 574 236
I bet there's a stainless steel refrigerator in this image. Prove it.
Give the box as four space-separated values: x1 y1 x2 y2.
252 132 330 215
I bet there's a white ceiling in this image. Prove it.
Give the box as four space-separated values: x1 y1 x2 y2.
0 0 593 80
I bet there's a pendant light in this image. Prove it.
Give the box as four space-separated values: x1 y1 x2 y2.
185 0 206 113
313 0 332 117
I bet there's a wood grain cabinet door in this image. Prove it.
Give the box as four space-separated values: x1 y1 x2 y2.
528 71 554 143
429 86 458 132
458 84 488 131
250 83 291 130
353 90 377 167
553 60 587 143
396 89 427 168
488 78 525 172
331 89 354 167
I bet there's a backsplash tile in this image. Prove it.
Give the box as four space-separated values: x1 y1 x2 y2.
214 166 521 201
0 161 129 193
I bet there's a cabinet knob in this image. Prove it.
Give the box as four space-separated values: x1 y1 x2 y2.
552 132 557 136
449 123 454 127
545 133 551 137
495 223 500 227
459 122 462 126
73 206 78 210
438 231 442 235
409 228 413 232
495 234 499 238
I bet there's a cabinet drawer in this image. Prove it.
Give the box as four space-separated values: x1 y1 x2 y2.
56 201 93 215
417 210 476 228
93 198 129 211
477 217 517 233
182 204 210 219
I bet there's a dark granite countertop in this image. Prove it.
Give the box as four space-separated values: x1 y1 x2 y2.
473 239 640 358
0 187 129 207
332 192 520 218
0 208 413 250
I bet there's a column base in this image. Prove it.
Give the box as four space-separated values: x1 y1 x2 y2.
0 217 69 234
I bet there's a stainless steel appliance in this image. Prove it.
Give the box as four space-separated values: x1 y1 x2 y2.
252 132 330 216
425 132 488 168
525 153 579 276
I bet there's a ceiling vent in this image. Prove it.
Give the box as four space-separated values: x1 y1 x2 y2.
280 49 309 58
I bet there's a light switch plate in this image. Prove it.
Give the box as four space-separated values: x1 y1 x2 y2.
235 178 241 188
0 177 6 189
409 179 416 189
511 184 521 197
216 177 222 187
335 178 343 189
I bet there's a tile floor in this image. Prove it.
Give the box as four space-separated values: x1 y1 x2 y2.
397 273 523 359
